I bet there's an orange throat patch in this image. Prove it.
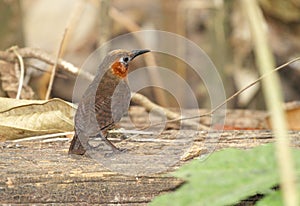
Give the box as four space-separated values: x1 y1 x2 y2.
111 61 128 78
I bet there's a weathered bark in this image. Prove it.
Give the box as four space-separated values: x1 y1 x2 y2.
1 107 299 204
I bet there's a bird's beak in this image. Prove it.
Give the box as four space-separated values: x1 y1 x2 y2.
130 49 151 61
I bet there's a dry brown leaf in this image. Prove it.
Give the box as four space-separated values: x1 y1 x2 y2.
266 101 300 130
0 97 75 140
284 102 300 130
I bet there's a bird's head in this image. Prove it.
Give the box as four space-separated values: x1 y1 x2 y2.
109 49 150 78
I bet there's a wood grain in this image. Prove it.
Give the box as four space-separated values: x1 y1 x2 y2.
1 107 299 204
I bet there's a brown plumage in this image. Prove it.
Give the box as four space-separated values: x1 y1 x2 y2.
69 49 150 155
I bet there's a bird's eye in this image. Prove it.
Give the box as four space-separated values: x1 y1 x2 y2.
120 56 130 64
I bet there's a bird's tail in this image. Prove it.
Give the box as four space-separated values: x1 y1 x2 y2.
68 133 86 155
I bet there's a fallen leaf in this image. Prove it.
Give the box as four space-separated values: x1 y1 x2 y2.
0 97 76 140
285 102 300 130
266 101 300 130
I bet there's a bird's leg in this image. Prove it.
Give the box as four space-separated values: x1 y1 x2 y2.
105 133 128 152
102 133 120 152
68 132 87 155
87 131 126 153
106 130 129 153
97 129 118 151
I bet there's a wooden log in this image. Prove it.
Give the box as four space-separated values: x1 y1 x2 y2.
1 107 299 204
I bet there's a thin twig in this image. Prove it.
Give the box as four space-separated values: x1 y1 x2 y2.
98 0 111 49
45 28 69 100
10 47 25 100
24 63 68 79
11 132 74 142
42 137 70 143
0 48 93 81
132 92 209 130
148 56 300 127
64 1 85 50
208 57 300 115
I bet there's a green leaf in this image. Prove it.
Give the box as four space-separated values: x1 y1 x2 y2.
151 144 283 206
255 190 283 206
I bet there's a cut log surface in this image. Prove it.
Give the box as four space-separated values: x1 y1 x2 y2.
1 107 300 204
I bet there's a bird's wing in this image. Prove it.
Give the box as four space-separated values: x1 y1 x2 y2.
74 80 130 136
74 91 100 136
110 80 131 122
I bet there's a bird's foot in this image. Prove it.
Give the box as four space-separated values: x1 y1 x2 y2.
115 147 127 153
104 147 127 157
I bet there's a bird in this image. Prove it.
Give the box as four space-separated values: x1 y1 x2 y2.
68 49 150 155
